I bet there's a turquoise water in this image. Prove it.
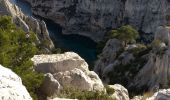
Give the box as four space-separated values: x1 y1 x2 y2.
11 0 97 68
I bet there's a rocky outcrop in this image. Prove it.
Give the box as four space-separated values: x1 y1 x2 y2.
146 89 170 100
23 0 169 42
31 52 105 98
0 0 54 50
131 26 170 90
94 39 136 83
94 39 123 78
0 65 32 100
107 84 129 100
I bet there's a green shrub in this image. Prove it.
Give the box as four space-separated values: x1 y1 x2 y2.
58 87 112 100
0 15 44 100
108 25 139 46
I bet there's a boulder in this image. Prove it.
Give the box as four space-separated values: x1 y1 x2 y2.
0 65 32 100
31 52 89 74
54 68 104 92
31 52 105 97
107 84 129 100
41 73 61 97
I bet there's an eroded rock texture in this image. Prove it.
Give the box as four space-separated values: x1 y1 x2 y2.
0 65 32 100
24 0 169 41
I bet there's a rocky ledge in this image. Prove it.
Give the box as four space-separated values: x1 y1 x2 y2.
0 65 32 100
31 52 105 98
31 52 129 100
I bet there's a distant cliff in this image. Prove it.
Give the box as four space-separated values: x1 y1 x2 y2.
24 0 169 42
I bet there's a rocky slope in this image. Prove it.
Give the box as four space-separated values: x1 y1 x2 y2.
131 26 170 91
23 0 169 42
31 52 105 97
0 0 54 51
31 52 129 100
0 65 32 100
94 25 170 94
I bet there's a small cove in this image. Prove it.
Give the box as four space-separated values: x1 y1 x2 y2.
11 0 98 69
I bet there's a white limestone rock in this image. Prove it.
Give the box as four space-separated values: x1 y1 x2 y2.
107 84 129 100
32 52 89 74
24 0 169 42
54 68 104 92
31 52 105 97
0 0 54 50
0 65 32 100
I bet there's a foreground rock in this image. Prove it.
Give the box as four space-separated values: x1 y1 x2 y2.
0 0 54 50
107 84 129 100
24 0 169 42
31 52 105 98
0 65 32 100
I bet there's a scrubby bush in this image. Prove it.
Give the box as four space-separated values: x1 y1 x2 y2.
0 15 44 100
57 87 112 100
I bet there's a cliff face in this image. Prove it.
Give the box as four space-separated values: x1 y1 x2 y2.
0 0 54 50
24 0 169 41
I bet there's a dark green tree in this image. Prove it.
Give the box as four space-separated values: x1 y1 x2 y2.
0 15 44 100
108 25 139 46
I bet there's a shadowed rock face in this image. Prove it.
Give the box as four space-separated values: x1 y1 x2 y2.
24 0 168 42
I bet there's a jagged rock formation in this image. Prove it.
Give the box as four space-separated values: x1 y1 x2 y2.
94 39 137 83
95 26 170 94
0 0 54 50
0 65 32 100
132 26 170 90
23 0 169 42
31 52 105 98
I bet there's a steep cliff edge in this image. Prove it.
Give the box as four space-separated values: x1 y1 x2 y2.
0 0 54 51
0 65 32 100
23 0 169 42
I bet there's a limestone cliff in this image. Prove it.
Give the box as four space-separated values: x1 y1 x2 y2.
0 65 32 100
0 0 54 50
131 26 170 91
95 26 170 93
23 0 169 42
